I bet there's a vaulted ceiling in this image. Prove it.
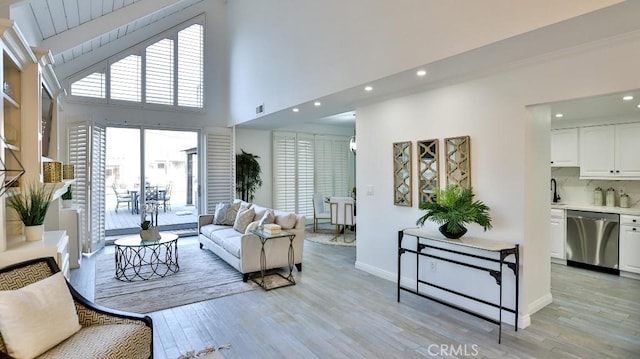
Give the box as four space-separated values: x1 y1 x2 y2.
7 0 204 80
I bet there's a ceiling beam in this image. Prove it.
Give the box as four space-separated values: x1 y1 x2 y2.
41 0 184 53
54 0 206 80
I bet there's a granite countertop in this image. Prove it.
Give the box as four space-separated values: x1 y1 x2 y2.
550 203 640 216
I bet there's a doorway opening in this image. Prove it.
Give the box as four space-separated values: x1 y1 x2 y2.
105 127 199 237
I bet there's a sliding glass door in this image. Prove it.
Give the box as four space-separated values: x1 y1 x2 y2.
105 127 199 237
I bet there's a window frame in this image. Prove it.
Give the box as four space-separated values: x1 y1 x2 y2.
66 15 205 112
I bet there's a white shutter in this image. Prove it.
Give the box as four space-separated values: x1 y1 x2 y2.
273 132 296 212
205 131 233 213
178 24 203 108
68 122 106 254
315 135 350 197
146 38 174 105
110 54 141 102
90 124 106 252
297 134 314 219
68 123 89 252
332 138 350 197
70 71 106 98
314 137 333 198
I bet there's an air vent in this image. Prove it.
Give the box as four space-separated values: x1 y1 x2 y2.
256 104 264 115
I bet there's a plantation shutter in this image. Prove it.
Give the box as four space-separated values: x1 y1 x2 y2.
273 132 296 212
110 54 141 102
205 130 233 213
178 24 204 108
315 135 350 197
68 122 106 253
297 134 314 219
146 38 174 105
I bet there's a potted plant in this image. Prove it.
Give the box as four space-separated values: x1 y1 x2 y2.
61 186 72 208
6 182 54 241
139 219 160 242
416 184 492 239
236 149 263 202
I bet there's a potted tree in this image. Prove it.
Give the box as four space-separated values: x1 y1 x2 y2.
416 184 492 239
236 149 263 202
6 182 54 241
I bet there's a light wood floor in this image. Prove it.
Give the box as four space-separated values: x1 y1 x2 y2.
71 238 640 359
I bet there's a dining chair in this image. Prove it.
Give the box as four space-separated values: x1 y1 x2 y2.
160 181 173 212
313 192 331 232
330 196 356 242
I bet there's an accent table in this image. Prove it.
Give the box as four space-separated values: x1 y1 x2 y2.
249 229 296 290
114 232 179 281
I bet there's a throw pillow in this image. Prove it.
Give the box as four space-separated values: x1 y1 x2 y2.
223 202 241 225
233 208 255 233
274 210 297 230
213 202 230 225
0 272 81 359
258 209 275 227
245 221 260 234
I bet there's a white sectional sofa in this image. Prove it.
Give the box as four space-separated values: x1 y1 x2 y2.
198 201 305 281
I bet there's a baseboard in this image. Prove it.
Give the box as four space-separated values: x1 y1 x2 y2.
354 260 397 282
527 292 553 316
620 271 640 280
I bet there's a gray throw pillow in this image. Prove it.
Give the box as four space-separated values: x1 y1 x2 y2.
213 202 230 225
223 202 241 225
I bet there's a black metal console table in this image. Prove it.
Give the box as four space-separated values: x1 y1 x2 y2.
398 228 519 343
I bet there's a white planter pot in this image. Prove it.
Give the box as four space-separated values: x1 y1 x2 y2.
24 224 44 242
62 199 72 208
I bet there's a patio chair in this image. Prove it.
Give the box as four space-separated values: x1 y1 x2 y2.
0 257 153 359
160 182 173 212
112 183 132 214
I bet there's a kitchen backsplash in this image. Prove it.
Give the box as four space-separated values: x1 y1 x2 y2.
551 167 640 208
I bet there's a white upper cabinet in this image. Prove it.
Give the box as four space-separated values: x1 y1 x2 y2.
550 128 579 167
579 123 640 179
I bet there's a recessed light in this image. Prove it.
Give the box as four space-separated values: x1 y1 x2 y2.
292 108 299 112
555 113 564 118
637 104 640 108
416 69 427 77
314 101 321 107
622 95 634 101
364 86 373 92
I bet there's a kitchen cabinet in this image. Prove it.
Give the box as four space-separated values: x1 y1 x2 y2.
620 215 640 275
550 208 566 261
579 123 640 179
551 128 579 167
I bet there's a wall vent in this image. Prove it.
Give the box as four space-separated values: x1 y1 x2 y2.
256 104 264 115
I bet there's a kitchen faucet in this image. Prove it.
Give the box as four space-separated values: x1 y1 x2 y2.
551 178 561 203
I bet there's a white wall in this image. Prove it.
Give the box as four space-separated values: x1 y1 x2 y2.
354 33 640 327
226 0 621 125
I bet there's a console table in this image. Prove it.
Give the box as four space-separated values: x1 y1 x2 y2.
398 228 519 343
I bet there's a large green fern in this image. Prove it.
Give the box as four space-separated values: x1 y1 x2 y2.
416 184 492 234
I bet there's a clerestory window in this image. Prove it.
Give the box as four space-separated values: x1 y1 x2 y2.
68 20 204 109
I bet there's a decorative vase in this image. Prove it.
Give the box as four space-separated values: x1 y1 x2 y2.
62 199 72 208
140 226 161 242
24 224 44 242
439 224 467 239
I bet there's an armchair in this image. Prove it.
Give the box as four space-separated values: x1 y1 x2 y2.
0 257 153 359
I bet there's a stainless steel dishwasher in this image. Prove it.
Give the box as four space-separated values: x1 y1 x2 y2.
566 210 619 273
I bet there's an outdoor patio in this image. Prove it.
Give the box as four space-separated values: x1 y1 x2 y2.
105 190 198 237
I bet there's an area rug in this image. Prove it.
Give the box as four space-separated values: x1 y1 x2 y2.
177 345 230 359
305 226 355 246
94 242 257 313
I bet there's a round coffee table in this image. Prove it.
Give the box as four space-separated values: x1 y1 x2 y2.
114 232 179 281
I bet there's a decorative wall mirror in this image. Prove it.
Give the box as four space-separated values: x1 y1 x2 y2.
393 141 412 206
445 135 471 188
417 139 439 204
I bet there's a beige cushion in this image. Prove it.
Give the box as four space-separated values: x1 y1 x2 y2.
274 210 297 230
0 272 81 359
245 221 260 234
233 208 255 233
258 209 275 227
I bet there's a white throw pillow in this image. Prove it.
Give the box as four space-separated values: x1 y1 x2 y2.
245 221 260 234
213 202 230 225
233 208 255 233
258 209 275 227
274 210 297 230
0 272 81 359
